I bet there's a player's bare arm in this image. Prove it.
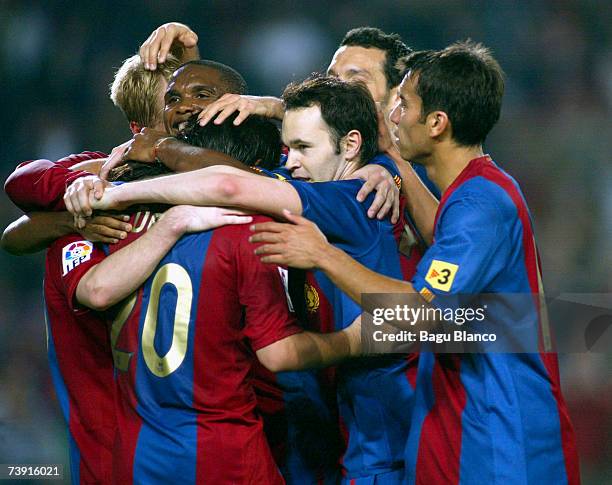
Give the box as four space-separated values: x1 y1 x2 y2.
76 205 252 311
250 210 418 307
256 316 362 372
395 160 437 244
150 142 401 221
2 155 132 253
198 93 401 221
1 212 73 255
0 212 133 255
124 129 256 172
1 154 134 254
377 109 438 243
70 162 401 226
69 165 303 219
252 215 432 338
99 130 259 180
140 22 199 71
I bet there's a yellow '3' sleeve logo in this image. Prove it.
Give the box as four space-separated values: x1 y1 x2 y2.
424 259 459 292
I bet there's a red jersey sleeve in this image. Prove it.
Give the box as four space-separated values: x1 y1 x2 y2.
47 234 106 314
4 151 106 212
234 220 303 351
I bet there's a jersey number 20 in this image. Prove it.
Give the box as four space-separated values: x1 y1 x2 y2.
111 263 192 377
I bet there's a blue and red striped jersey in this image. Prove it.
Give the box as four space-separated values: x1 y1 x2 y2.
408 155 579 485
287 154 418 481
44 235 116 484
255 162 345 484
108 215 300 485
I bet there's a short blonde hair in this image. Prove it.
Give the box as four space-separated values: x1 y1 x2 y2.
110 53 181 127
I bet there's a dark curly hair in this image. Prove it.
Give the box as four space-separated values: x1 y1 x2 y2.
179 59 248 94
179 113 281 170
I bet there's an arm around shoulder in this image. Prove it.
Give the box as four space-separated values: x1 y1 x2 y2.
96 166 301 218
1 212 73 255
256 319 361 373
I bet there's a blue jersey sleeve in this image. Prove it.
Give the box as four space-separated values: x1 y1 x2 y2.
369 153 439 199
288 179 387 257
271 153 292 179
367 154 400 178
412 193 510 298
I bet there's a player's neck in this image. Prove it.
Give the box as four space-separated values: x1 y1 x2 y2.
336 159 361 180
426 143 484 194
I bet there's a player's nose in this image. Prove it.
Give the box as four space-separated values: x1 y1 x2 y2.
390 104 400 125
285 150 301 170
175 101 197 115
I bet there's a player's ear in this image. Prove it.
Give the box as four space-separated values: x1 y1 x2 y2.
129 121 142 135
343 129 362 161
426 111 449 139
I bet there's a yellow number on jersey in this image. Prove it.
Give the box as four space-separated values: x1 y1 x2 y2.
424 259 459 292
141 263 192 377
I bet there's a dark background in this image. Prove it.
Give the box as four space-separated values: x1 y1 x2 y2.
0 1 610 482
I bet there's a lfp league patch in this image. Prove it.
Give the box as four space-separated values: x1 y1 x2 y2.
62 241 94 275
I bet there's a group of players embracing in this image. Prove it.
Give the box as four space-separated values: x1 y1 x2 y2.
2 21 580 485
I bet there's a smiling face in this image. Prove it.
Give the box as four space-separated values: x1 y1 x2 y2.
282 105 346 182
163 64 229 134
390 73 432 162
